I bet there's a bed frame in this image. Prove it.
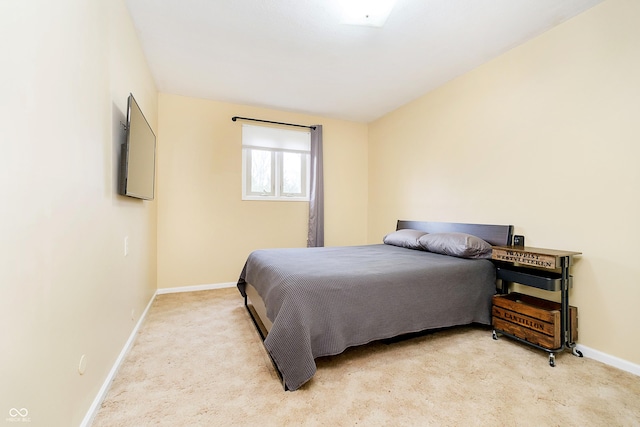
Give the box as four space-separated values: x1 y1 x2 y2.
242 220 514 388
395 220 514 247
244 220 513 339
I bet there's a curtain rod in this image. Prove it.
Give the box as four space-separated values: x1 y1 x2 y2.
232 116 316 130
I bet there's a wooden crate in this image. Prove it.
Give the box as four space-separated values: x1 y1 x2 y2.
492 292 578 350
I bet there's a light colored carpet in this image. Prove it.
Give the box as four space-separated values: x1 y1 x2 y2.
92 288 640 426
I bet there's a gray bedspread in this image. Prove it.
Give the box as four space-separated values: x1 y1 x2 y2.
237 244 496 390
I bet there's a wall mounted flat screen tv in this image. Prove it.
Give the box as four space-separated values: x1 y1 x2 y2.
119 93 156 200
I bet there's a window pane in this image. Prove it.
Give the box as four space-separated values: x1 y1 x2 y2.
282 152 302 194
250 149 272 194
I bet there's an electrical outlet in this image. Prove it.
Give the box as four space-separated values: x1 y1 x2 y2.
78 355 87 375
124 236 129 256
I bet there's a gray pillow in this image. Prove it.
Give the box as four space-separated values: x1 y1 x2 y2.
383 229 428 250
418 232 492 259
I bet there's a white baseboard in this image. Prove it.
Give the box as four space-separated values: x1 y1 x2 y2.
80 282 236 425
156 282 236 295
80 291 156 427
576 344 640 377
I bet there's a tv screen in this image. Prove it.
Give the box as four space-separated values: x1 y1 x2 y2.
119 93 156 200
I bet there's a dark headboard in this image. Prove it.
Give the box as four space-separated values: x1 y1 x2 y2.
396 220 514 247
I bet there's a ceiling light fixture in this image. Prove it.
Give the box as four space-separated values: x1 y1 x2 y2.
340 0 399 28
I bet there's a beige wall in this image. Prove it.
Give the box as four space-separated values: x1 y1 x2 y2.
368 0 640 365
157 94 368 288
0 1 158 425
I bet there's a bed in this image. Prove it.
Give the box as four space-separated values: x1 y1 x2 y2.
236 220 514 390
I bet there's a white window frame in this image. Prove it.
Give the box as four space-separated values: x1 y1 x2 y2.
241 124 311 202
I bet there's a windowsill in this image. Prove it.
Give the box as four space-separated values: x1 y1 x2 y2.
242 195 309 202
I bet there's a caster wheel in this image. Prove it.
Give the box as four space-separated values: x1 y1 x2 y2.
492 330 498 340
549 354 556 367
572 348 583 358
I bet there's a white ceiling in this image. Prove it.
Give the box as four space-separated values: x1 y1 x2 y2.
125 0 603 123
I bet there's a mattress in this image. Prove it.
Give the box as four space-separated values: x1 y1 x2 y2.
237 244 496 390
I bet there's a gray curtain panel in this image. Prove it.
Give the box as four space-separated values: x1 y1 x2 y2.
307 125 324 247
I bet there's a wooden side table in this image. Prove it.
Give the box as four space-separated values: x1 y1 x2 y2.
491 245 582 366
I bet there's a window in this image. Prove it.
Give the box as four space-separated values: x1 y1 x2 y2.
241 124 311 201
